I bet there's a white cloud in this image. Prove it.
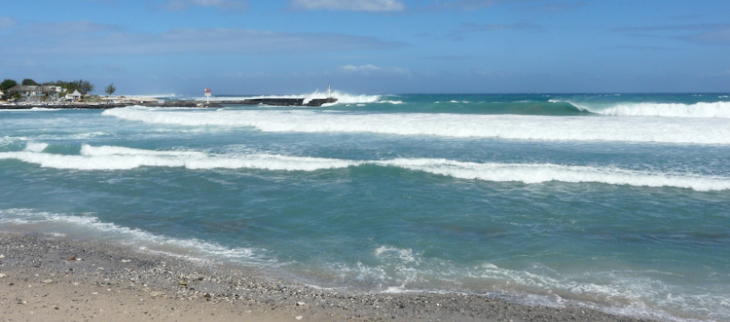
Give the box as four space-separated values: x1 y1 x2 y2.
292 0 405 12
342 64 382 71
0 22 406 56
0 17 18 29
164 0 248 12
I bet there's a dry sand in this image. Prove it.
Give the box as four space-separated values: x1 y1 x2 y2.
0 232 652 322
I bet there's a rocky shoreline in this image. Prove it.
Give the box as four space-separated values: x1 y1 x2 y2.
0 102 222 109
0 232 655 322
0 97 337 110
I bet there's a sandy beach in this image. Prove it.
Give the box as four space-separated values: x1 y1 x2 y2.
0 232 651 322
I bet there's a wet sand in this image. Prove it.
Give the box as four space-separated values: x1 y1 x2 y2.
0 232 652 322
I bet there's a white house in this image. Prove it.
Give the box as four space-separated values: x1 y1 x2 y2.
7 85 63 101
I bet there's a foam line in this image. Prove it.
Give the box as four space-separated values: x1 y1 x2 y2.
0 209 274 265
103 107 730 145
2 145 729 191
336 245 726 322
375 159 730 192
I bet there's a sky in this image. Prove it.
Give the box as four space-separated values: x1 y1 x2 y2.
1 0 728 95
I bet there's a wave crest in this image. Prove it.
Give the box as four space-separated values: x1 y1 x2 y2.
564 101 730 118
103 107 730 145
2 145 729 191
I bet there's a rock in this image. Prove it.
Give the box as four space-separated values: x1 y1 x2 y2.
122 259 131 263
0 273 6 278
296 302 306 306
179 280 187 286
0 254 4 258
295 316 303 320
66 255 76 261
150 291 164 298
203 293 211 299
43 279 53 284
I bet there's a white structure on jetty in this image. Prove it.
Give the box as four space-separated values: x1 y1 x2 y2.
65 90 82 101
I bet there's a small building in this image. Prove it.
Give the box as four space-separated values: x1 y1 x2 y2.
65 90 82 101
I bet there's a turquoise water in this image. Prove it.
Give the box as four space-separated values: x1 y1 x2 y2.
1 93 730 321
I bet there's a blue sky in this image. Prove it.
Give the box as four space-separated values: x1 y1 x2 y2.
1 0 728 95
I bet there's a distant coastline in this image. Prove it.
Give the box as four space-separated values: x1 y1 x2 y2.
0 96 338 109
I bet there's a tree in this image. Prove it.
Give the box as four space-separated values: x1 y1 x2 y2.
22 79 38 86
105 83 116 96
68 79 94 95
0 79 17 91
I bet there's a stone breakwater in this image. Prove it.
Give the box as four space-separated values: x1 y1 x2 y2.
0 232 653 322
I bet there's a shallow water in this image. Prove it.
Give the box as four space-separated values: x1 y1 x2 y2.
1 93 730 321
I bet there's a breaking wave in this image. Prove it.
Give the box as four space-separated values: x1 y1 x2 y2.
103 107 730 145
559 101 730 118
2 144 729 192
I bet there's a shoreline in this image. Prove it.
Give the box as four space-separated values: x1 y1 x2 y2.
0 102 222 109
0 97 337 109
0 232 653 322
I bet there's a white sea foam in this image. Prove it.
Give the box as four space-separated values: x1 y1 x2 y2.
326 245 726 322
568 101 730 118
24 142 48 152
0 107 60 112
2 145 729 191
375 159 730 192
0 144 360 171
0 136 26 146
0 208 276 266
103 107 730 145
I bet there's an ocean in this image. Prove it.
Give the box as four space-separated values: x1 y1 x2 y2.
1 93 729 321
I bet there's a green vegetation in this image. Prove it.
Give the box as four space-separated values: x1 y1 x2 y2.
1 79 17 91
105 83 116 96
0 78 114 102
1 79 17 100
